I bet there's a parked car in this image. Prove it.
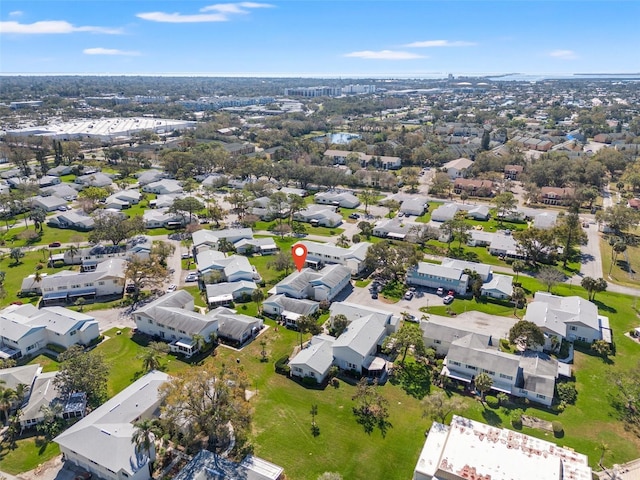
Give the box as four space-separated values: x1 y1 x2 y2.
436 287 444 296
348 213 360 219
57 205 68 212
447 290 455 297
181 252 192 259
443 295 454 304
74 472 92 480
403 313 418 323
125 284 136 293
185 273 198 282
371 292 378 299
404 291 414 300
48 241 61 247
167 284 177 292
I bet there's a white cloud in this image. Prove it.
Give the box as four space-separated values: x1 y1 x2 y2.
83 47 140 56
549 49 578 59
137 2 273 23
9 11 23 17
0 20 122 35
404 40 476 48
344 50 425 60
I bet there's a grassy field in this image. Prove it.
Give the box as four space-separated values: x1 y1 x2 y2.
0 249 76 304
253 221 344 237
0 224 89 248
415 201 444 223
601 238 640 288
0 437 61 474
424 296 525 318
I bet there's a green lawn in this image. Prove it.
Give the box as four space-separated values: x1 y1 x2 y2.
253 221 344 237
0 250 76 305
0 224 89 248
424 296 525 318
601 238 640 288
0 437 61 474
249 255 289 288
415 202 444 223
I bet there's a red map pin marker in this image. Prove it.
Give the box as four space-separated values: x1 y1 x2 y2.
292 243 308 272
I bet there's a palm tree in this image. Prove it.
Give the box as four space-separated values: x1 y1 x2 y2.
192 333 206 354
137 348 163 372
336 234 350 248
597 441 609 468
474 372 493 403
67 244 79 263
131 418 158 471
511 260 525 283
0 386 18 424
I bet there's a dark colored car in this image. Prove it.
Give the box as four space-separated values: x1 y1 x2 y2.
49 241 61 247
371 292 378 299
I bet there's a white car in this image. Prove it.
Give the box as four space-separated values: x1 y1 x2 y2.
185 273 198 282
167 284 177 292
443 295 454 305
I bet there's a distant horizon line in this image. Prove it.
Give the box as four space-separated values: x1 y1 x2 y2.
2 72 640 80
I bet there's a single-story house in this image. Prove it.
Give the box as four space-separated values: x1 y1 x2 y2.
142 179 183 195
262 294 319 327
210 307 264 346
143 209 189 229
47 210 95 231
480 273 514 300
399 197 429 216
290 334 336 383
192 228 254 254
31 195 68 212
47 165 72 177
38 175 61 188
205 281 258 307
234 237 278 255
272 265 351 302
533 211 558 230
136 169 165 186
41 183 79 201
75 172 113 188
294 205 343 228
315 191 360 208
55 371 169 480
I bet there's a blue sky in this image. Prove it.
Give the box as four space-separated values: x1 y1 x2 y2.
1 1 639 76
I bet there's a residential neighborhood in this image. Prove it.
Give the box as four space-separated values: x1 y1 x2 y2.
1 69 640 480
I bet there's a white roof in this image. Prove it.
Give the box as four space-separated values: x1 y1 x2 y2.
289 334 336 375
443 157 474 170
55 371 169 476
333 315 385 357
415 415 591 480
481 273 514 297
414 262 466 281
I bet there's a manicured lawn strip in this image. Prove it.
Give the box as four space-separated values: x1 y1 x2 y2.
424 297 524 318
415 201 443 223
26 353 59 372
182 285 207 307
0 437 61 475
0 224 89 248
601 239 640 288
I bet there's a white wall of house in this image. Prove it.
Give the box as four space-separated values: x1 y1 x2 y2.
333 346 366 373
134 313 218 344
290 364 326 382
61 448 152 480
565 323 600 343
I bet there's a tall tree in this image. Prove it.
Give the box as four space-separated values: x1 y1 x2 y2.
364 241 421 282
54 345 109 407
359 190 377 215
554 212 587 268
0 386 18 423
160 363 252 457
357 221 374 240
297 315 322 348
89 214 145 246
267 251 294 275
351 379 391 437
170 196 203 224
131 418 160 471
493 191 517 226
508 320 545 350
513 228 556 265
475 372 493 401
382 323 426 365
421 390 465 424
537 266 565 292
287 194 306 226
268 191 289 225
125 255 169 300
511 260 526 283
610 240 627 275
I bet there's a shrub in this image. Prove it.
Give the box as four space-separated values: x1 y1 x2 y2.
46 343 67 354
485 395 499 409
552 421 564 437
302 376 318 386
86 335 105 348
556 382 578 405
274 355 290 375
511 409 524 429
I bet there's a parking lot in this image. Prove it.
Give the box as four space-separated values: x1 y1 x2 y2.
345 282 450 320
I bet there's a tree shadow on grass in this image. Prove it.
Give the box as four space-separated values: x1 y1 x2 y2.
592 299 616 314
481 408 502 427
389 362 431 399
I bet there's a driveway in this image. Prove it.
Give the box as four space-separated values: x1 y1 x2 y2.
579 222 603 280
90 306 136 332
